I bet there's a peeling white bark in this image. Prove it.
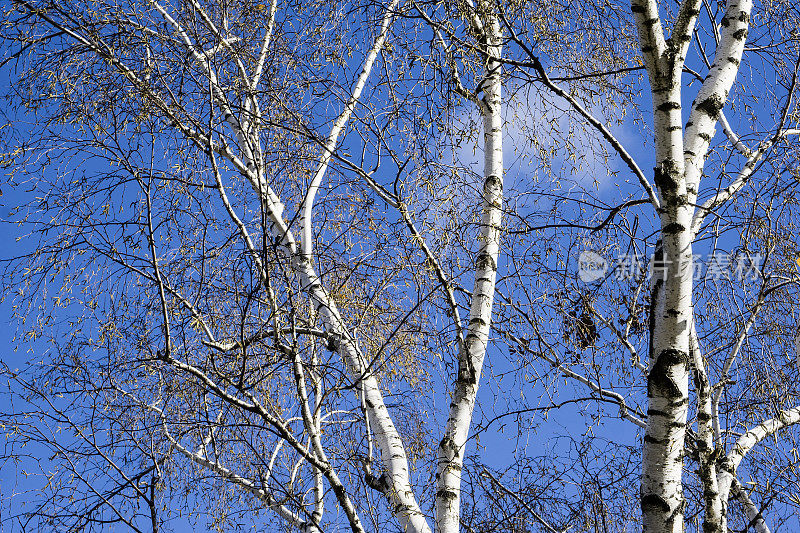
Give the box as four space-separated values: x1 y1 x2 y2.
632 0 756 527
434 6 503 532
719 406 800 504
300 0 400 258
684 0 754 202
689 325 724 533
731 479 771 533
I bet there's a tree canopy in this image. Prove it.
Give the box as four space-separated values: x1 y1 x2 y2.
1 0 800 532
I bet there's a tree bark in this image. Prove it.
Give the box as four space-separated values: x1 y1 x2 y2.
435 6 504 532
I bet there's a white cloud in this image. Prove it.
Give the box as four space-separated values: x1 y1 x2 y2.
450 83 615 192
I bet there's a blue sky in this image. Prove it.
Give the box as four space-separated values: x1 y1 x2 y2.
1 1 800 531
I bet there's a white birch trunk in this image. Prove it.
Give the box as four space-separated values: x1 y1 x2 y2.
717 406 800 529
731 479 771 533
690 325 724 533
434 9 503 533
631 0 753 527
684 0 752 530
640 81 693 533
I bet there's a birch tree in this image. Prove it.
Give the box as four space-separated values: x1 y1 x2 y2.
0 0 510 531
418 0 800 531
3 0 800 531
623 0 800 529
495 0 800 529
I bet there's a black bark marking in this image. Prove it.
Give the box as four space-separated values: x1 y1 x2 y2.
663 222 685 234
483 174 502 192
654 159 680 195
326 333 341 352
439 436 453 452
694 94 724 119
476 253 497 271
648 348 689 398
365 472 391 493
456 348 477 384
641 493 671 514
436 489 458 501
657 101 681 112
644 434 668 444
